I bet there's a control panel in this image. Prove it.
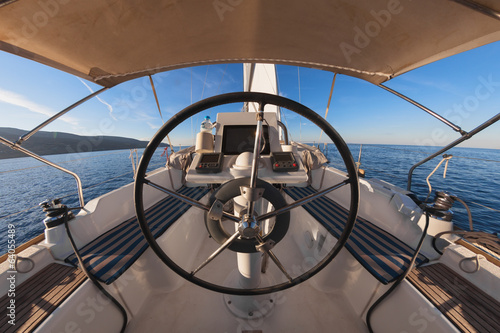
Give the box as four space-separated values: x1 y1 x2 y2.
195 153 224 173
270 152 299 172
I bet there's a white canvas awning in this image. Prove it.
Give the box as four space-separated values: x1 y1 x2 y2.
1 0 499 87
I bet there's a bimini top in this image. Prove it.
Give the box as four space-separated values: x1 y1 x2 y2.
0 0 499 87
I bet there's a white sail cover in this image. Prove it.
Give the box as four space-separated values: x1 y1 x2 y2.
0 0 499 87
244 63 279 114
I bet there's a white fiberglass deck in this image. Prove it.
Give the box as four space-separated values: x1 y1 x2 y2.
126 281 367 333
125 233 368 333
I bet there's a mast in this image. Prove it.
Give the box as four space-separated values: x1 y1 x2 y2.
243 63 280 117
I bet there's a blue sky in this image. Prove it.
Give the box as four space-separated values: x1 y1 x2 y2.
1 41 499 149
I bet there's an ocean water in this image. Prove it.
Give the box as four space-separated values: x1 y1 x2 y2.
1 145 499 254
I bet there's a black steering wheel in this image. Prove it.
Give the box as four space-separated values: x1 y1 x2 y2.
134 92 359 295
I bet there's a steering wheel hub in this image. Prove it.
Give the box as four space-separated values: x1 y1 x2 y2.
238 215 260 239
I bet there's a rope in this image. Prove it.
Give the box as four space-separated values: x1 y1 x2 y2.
355 144 363 171
433 230 500 256
366 212 430 333
470 201 500 213
129 149 138 179
425 154 453 201
454 196 474 231
63 207 128 333
149 74 175 154
149 75 164 123
318 73 337 143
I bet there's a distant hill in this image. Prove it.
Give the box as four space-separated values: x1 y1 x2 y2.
0 128 167 159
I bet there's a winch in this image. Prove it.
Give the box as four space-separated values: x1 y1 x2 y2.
40 198 74 229
426 191 455 222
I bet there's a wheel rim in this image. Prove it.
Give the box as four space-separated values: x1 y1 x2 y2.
134 92 359 295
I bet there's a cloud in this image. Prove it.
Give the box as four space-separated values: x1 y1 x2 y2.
0 88 78 125
78 78 116 120
147 121 160 130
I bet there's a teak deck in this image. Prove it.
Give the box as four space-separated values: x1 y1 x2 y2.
0 263 86 333
408 263 500 333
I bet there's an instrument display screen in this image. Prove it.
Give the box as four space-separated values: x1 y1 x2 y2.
200 154 220 163
273 153 293 162
221 125 270 155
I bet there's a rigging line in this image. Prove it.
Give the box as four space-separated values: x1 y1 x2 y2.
329 161 407 181
366 144 430 155
149 75 164 123
59 161 165 196
53 171 135 201
276 67 293 142
371 144 500 162
213 63 229 119
452 155 500 163
318 73 337 143
469 201 500 213
195 65 211 134
216 63 228 95
200 65 209 100
149 74 175 153
0 162 167 221
0 204 40 221
263 65 277 94
0 151 125 174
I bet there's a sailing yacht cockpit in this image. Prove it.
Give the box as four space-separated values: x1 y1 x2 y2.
187 111 308 185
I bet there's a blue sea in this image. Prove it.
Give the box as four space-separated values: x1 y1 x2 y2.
1 145 499 254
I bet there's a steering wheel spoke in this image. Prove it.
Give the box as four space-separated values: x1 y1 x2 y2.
143 179 240 222
191 231 240 276
255 235 292 282
256 179 351 222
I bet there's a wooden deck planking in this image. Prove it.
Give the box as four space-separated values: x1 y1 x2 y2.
408 263 500 333
0 263 86 333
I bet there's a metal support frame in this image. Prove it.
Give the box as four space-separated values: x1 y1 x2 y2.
277 120 289 145
407 112 500 191
247 104 265 216
16 87 108 145
0 88 109 207
378 84 466 135
0 136 85 207
450 0 500 21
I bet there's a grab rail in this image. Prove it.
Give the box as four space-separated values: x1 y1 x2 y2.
407 112 500 191
277 120 289 145
0 136 85 207
16 88 108 145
